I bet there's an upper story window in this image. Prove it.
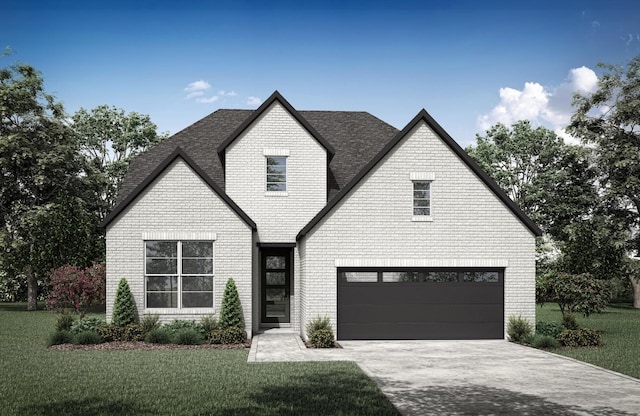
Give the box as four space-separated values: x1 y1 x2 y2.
266 156 287 191
413 181 431 216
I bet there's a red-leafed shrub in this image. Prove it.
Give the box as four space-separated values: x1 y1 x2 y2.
46 262 106 318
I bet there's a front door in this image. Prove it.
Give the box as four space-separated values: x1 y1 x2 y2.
261 249 291 323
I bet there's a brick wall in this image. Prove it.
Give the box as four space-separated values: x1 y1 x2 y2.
300 121 536 339
105 159 254 337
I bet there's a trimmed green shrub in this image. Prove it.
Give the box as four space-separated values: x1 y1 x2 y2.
173 328 204 345
97 323 125 342
531 334 559 349
309 328 335 348
200 315 218 333
558 329 601 347
123 324 144 342
507 315 533 343
47 330 73 346
562 314 579 330
140 314 161 334
164 320 205 340
112 278 136 327
209 327 246 345
218 278 244 330
144 328 172 344
70 317 106 335
73 330 102 345
305 316 331 339
536 321 564 339
55 312 75 331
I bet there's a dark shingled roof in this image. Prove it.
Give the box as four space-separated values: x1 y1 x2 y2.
117 108 399 205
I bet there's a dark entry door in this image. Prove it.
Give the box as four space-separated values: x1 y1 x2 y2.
261 249 291 323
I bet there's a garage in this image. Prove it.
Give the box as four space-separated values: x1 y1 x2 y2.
337 268 504 340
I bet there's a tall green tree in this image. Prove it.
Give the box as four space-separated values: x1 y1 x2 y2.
71 105 168 219
0 62 99 310
569 55 640 307
466 120 598 240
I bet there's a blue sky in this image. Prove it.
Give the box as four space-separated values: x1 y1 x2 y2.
3 1 639 146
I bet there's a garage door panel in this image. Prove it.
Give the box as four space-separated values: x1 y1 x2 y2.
339 322 504 340
339 285 503 304
339 303 503 324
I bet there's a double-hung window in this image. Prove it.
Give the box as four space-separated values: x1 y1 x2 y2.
266 156 287 191
413 181 431 216
145 240 214 308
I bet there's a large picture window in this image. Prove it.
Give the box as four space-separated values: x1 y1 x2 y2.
266 156 287 191
145 240 214 308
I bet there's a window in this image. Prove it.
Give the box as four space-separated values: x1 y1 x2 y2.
413 181 430 216
341 271 378 283
339 268 502 284
145 241 214 308
266 156 287 191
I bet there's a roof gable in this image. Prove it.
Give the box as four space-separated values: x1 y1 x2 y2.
216 91 336 163
297 109 542 239
101 147 256 230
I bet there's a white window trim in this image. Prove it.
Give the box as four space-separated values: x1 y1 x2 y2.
144 240 215 312
263 148 290 156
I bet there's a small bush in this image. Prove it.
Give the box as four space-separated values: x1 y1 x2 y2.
531 334 559 349
164 320 205 340
309 328 335 348
97 323 125 342
507 315 533 343
173 328 204 345
73 330 102 345
558 329 601 347
200 315 218 333
305 316 331 339
47 330 73 346
112 278 136 327
218 278 244 330
140 314 161 334
536 321 564 339
70 317 106 335
123 324 144 341
144 328 172 344
209 327 246 344
55 312 75 331
562 314 579 330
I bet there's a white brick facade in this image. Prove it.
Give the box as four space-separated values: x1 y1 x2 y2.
299 122 536 339
105 159 253 337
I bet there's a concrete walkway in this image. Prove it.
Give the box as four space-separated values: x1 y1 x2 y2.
249 330 640 415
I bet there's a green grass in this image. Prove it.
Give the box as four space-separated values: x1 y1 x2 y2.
536 303 640 379
0 303 398 416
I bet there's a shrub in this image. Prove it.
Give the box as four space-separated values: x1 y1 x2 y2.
310 328 335 348
536 321 564 339
507 315 533 343
140 314 161 334
200 315 218 333
218 278 244 330
123 324 144 341
97 323 125 342
173 328 204 345
305 316 331 339
209 327 246 344
112 278 136 327
531 334 559 349
164 320 205 341
536 271 611 317
70 317 106 335
558 329 601 347
55 311 75 331
144 328 172 344
562 314 579 330
47 330 73 346
73 330 102 345
46 262 106 318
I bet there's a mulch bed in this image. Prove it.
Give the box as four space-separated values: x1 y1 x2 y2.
48 341 252 351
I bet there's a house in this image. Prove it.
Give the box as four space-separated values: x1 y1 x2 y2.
102 91 541 341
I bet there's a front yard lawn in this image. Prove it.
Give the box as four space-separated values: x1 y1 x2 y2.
0 303 399 416
536 303 640 379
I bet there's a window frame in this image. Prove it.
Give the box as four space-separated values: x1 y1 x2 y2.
412 180 431 218
144 240 215 310
338 267 503 284
266 156 287 192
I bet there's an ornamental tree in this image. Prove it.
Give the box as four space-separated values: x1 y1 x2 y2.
536 271 612 317
218 278 244 330
45 262 106 318
112 278 137 326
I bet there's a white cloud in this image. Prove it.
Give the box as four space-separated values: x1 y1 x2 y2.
218 90 237 97
196 96 219 104
478 66 599 141
184 80 211 93
185 90 205 99
246 96 262 106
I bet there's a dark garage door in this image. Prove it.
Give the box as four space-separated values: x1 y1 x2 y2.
337 268 504 340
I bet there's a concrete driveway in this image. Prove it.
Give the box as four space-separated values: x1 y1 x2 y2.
340 340 640 416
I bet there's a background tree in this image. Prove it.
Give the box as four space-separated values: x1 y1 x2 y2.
72 105 168 219
569 55 640 307
0 62 99 310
